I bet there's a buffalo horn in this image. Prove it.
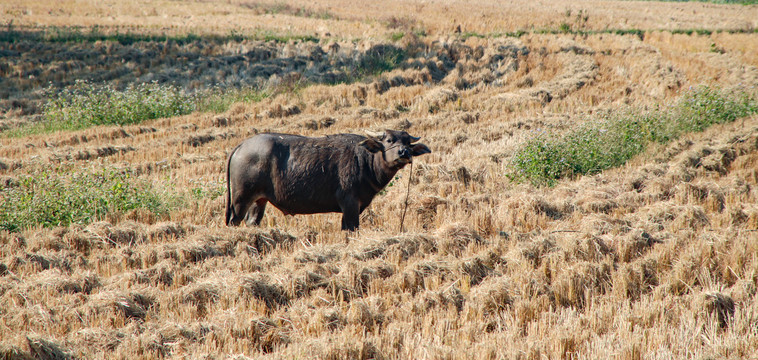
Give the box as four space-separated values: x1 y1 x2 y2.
409 135 421 142
365 130 385 139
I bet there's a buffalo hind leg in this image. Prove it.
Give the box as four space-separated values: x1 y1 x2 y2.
245 198 268 226
228 189 256 226
227 198 249 226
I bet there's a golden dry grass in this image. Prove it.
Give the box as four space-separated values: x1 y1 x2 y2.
3 0 758 37
2 0 758 359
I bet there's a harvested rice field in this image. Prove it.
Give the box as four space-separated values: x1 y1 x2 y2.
1 0 758 359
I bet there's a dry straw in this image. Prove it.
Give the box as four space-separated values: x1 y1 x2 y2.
2 0 758 359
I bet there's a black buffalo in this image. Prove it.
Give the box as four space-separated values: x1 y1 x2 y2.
225 130 431 230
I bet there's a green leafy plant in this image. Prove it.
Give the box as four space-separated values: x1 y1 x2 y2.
33 81 195 134
379 175 401 196
390 32 405 42
558 23 572 34
0 167 169 232
187 179 225 201
508 86 758 186
0 25 318 45
356 45 406 78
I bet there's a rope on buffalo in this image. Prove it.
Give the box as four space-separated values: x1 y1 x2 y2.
399 161 412 234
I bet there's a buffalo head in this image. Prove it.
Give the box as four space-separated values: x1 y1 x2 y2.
360 130 431 169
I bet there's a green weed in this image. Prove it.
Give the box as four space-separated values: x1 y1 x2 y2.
323 44 407 85
4 83 274 136
508 86 758 186
0 167 169 232
188 179 225 201
0 24 318 45
39 81 195 132
255 30 318 43
356 45 406 78
461 32 486 40
390 32 405 42
241 2 337 20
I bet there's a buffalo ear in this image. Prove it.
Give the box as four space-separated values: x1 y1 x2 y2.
411 143 431 156
360 138 384 153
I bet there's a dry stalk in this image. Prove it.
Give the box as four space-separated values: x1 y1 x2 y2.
399 162 413 234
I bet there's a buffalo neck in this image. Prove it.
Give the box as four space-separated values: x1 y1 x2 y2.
370 151 401 191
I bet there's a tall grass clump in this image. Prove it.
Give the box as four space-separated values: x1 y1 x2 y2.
509 86 758 186
0 24 323 45
39 81 195 133
355 44 406 78
0 168 168 232
317 44 407 85
5 81 276 137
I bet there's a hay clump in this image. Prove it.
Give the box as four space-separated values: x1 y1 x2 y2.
617 230 657 263
468 276 512 316
149 221 186 240
295 245 339 264
425 87 458 105
249 229 297 254
695 291 735 329
178 240 223 264
511 237 556 269
27 337 74 360
183 134 216 147
132 262 174 287
31 269 101 295
672 205 710 230
181 281 221 306
436 223 484 256
347 297 386 331
230 317 288 354
354 234 436 261
458 256 493 286
239 274 290 309
572 235 614 262
416 196 448 229
414 286 465 313
70 328 125 354
321 340 382 360
286 263 339 299
259 104 300 118
0 343 30 360
74 221 146 248
113 293 155 320
612 260 659 301
552 261 612 309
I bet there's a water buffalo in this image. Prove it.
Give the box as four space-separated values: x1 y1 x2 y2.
225 130 431 231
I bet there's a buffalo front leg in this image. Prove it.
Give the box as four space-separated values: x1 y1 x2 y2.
340 199 360 231
244 199 268 226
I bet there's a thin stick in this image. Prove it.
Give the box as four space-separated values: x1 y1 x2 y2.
399 162 413 233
